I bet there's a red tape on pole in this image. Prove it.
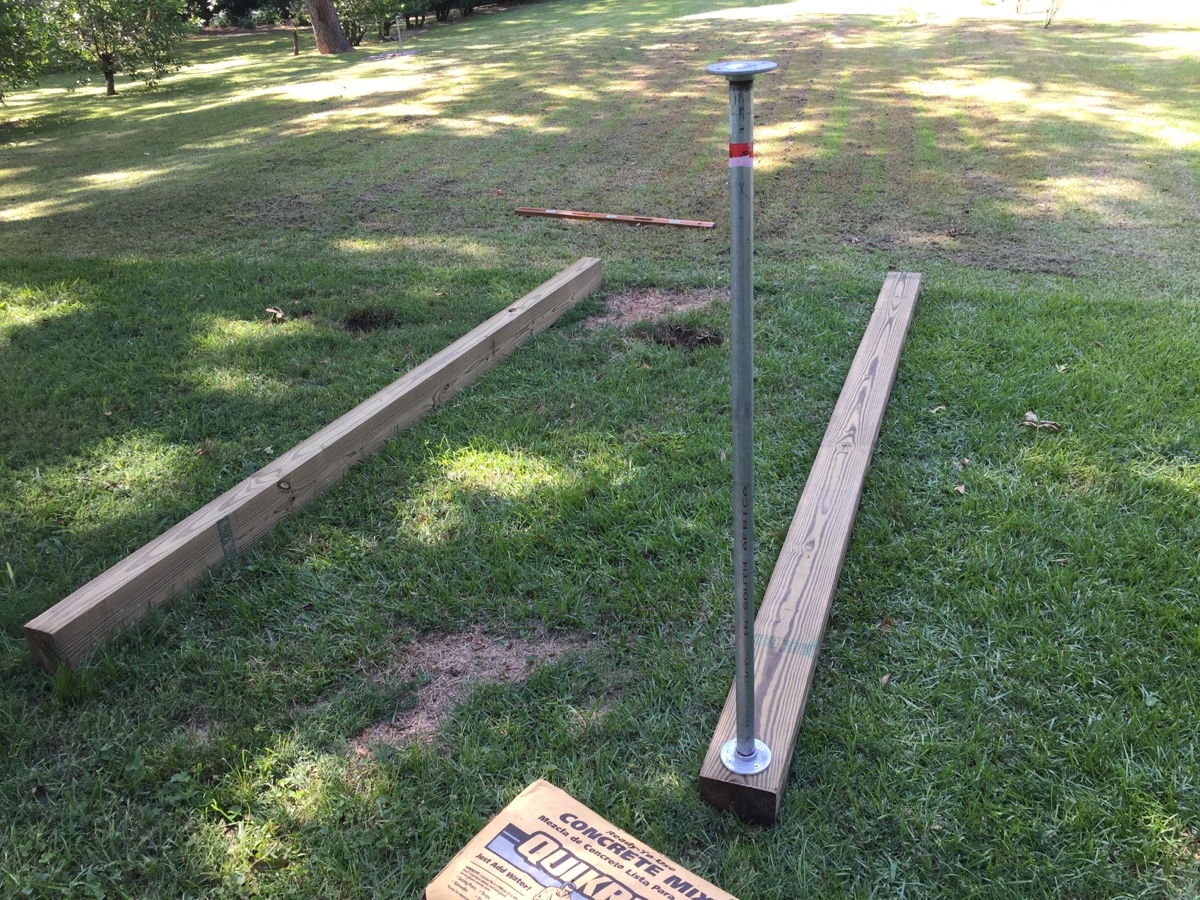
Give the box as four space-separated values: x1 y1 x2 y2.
729 142 754 168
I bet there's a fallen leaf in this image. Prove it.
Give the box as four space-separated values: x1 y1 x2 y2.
720 449 727 462
1055 364 1068 373
932 404 947 413
880 673 892 686
882 616 893 635
195 438 214 457
302 602 315 611
32 784 48 805
960 457 970 467
955 484 966 495
265 306 286 323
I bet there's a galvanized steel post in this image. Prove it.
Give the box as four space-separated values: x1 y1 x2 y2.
706 59 777 776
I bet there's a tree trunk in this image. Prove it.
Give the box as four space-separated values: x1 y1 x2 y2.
104 69 116 95
303 0 354 54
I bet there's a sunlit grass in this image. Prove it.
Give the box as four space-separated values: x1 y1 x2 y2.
2 0 1200 896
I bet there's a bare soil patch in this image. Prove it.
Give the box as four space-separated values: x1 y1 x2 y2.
353 628 589 751
648 323 723 350
343 307 400 333
585 287 723 329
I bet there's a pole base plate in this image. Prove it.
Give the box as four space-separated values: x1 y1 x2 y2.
720 738 772 775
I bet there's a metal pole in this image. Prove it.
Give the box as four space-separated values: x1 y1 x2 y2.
706 59 776 777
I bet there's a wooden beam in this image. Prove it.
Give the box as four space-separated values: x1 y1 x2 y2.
699 271 921 825
25 258 603 672
516 207 715 229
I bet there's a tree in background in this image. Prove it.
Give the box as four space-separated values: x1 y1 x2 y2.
50 0 191 95
0 0 54 100
334 0 391 45
303 0 352 53
396 0 426 29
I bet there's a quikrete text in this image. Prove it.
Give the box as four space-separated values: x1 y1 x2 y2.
516 831 647 900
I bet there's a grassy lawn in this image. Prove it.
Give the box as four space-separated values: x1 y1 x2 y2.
2 0 1199 895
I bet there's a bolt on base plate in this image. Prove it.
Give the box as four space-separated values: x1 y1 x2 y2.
720 738 772 775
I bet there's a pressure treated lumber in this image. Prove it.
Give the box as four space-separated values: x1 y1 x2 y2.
699 271 921 825
25 258 603 672
516 207 715 229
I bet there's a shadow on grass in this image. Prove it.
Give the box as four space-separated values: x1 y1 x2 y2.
0 250 574 629
2 3 1200 894
1 8 1196 288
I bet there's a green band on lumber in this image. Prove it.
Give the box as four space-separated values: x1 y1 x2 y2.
216 517 237 562
754 635 818 658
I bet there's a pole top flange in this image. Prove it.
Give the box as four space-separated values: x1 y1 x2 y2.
705 59 778 81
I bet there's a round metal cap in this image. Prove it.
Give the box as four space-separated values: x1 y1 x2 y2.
719 738 773 775
705 60 778 81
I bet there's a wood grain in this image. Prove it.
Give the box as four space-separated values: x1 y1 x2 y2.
699 271 921 824
25 258 603 672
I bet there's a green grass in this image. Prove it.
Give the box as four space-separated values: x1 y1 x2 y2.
3 0 1200 896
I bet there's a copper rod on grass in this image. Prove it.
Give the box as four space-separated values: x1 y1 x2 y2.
516 207 715 229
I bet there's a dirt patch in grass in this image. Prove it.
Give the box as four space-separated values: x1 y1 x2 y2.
353 628 588 751
646 322 723 350
343 308 400 332
585 287 723 329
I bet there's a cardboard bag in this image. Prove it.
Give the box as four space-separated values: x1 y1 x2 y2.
425 780 737 900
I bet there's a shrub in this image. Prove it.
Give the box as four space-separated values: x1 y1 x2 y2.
334 0 391 44
247 6 279 24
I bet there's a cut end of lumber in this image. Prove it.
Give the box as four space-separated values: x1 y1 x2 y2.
23 626 63 674
698 774 780 826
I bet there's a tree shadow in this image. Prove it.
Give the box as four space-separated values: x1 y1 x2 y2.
4 7 1196 291
2 4 1199 891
